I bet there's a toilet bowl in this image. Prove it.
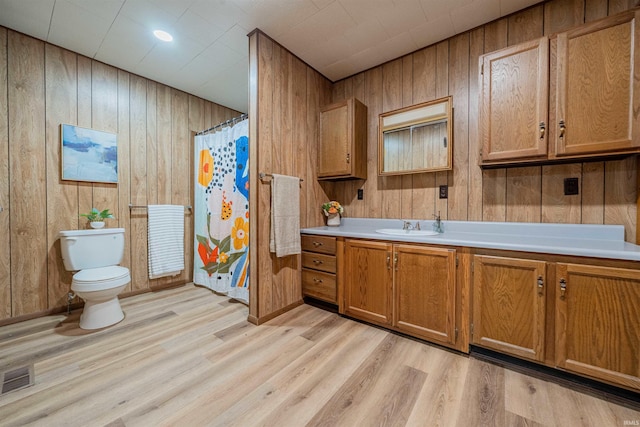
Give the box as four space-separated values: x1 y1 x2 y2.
59 228 131 330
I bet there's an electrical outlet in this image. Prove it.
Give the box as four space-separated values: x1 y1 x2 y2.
357 188 364 200
564 177 579 195
439 185 448 199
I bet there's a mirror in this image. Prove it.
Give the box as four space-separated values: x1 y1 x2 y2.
378 96 453 175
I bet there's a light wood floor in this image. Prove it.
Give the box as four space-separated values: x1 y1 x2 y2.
0 284 638 427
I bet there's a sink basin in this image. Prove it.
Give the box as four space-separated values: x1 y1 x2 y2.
375 228 440 236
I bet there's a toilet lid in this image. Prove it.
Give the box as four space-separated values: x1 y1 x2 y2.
73 266 130 282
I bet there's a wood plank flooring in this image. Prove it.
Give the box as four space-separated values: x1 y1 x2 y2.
0 284 638 427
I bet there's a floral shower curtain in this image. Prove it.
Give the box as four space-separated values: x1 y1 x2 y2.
193 118 249 303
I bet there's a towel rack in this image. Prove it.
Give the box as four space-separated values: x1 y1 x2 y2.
259 172 304 182
129 204 192 211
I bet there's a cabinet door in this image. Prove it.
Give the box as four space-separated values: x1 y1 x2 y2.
473 255 547 362
480 37 549 163
344 240 393 326
319 100 350 178
556 263 640 390
394 245 457 345
554 10 640 157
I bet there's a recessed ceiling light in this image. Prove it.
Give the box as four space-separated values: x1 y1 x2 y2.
153 30 173 42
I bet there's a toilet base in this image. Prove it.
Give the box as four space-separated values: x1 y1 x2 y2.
76 287 126 330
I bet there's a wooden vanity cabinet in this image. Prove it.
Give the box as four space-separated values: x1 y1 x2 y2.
394 245 457 346
318 98 367 180
479 9 640 166
301 235 338 304
555 263 640 390
472 255 547 362
343 239 459 348
344 240 393 326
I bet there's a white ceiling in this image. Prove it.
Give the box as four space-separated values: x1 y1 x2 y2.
0 0 541 113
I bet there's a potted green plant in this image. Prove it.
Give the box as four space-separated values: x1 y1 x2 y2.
80 208 115 229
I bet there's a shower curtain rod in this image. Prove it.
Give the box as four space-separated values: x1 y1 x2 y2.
195 113 248 136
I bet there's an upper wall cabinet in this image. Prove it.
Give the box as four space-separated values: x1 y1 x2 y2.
378 96 453 175
318 98 367 180
479 9 640 167
480 38 549 163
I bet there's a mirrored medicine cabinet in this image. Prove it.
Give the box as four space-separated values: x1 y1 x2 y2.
378 96 453 175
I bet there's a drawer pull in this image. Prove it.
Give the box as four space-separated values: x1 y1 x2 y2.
313 278 323 283
312 241 323 247
537 275 544 294
312 259 323 265
559 278 567 298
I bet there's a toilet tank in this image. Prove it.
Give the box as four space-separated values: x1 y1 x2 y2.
58 228 126 271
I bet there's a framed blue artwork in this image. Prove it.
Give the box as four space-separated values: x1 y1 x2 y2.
61 124 118 183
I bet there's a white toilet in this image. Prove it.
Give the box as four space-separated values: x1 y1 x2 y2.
58 228 131 330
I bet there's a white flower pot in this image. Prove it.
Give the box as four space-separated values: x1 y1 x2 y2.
326 213 341 227
90 221 105 229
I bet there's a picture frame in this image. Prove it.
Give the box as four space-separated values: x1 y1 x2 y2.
61 124 118 183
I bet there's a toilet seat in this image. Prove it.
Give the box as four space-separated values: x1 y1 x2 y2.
71 266 131 292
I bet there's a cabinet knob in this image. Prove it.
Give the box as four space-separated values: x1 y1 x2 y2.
559 278 567 298
537 275 544 293
539 122 546 140
559 120 566 138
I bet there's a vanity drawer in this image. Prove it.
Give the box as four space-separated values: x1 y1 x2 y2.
302 251 336 273
301 235 336 255
302 270 337 303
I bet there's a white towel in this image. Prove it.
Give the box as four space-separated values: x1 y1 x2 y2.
147 204 185 279
269 174 301 257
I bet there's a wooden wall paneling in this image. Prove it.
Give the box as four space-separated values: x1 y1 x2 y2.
76 56 93 226
365 67 383 218
203 101 212 130
270 44 286 312
544 0 585 35
248 32 259 321
257 34 274 317
608 0 638 14
91 61 118 225
605 158 637 241
581 162 605 224
401 55 414 219
117 70 132 293
8 32 47 316
481 19 509 222
156 84 172 204
171 89 190 284
585 0 609 21
146 81 158 205
541 164 582 223
411 46 437 219
507 5 545 45
448 33 470 221
45 44 78 309
293 58 308 227
468 28 485 221
0 27 9 319
309 70 333 227
435 41 449 219
381 60 403 220
129 75 148 291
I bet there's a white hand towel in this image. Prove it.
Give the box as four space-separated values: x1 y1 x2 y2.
269 174 301 257
147 204 185 279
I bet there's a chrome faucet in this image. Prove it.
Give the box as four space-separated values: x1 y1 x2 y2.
432 211 443 233
403 221 421 231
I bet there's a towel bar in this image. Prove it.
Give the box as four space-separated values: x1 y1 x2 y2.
128 204 192 211
259 172 304 182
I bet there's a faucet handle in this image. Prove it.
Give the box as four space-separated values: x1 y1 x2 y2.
402 220 411 230
414 221 420 230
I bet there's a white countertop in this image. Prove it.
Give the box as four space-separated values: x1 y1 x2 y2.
300 218 640 261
